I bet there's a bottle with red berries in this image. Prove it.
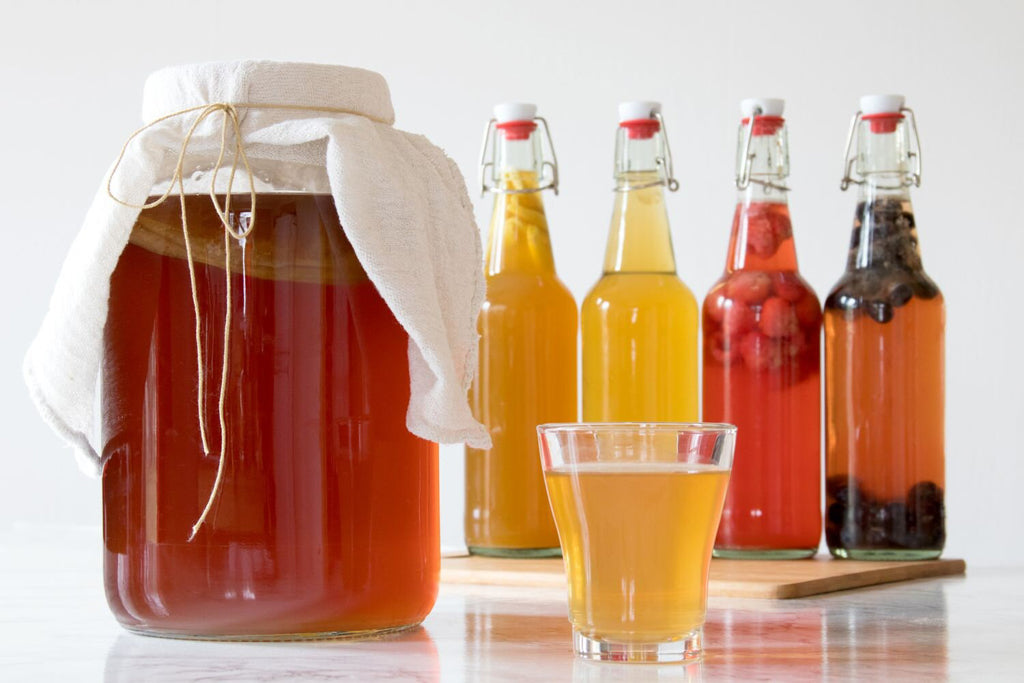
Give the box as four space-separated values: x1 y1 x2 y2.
825 95 945 560
703 98 822 559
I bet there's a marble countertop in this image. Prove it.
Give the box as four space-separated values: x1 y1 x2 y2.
2 525 1021 682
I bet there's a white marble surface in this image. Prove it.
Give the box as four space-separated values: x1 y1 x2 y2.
2 525 1022 682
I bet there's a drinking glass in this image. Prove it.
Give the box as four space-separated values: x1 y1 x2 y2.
537 423 736 662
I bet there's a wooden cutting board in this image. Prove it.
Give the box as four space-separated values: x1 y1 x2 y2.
441 554 966 599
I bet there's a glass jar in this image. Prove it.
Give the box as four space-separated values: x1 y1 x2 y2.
99 67 439 639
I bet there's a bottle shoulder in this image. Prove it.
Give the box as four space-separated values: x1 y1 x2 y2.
583 272 697 310
705 270 819 309
825 267 942 324
482 272 576 308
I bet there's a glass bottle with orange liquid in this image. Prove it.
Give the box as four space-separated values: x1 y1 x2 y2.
825 95 945 559
704 98 822 559
465 103 577 557
582 102 698 422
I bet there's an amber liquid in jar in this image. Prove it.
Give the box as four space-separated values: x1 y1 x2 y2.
824 197 945 559
102 194 439 638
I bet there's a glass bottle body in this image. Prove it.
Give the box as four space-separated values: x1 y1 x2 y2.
824 187 945 559
582 129 699 422
465 135 577 556
102 188 439 639
704 184 822 558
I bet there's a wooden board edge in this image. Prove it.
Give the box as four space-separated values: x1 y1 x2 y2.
769 559 968 599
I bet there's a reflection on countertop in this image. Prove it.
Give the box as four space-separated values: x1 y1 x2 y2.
1 526 1020 682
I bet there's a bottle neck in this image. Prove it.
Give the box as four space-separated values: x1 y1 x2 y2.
726 186 797 273
485 133 556 276
846 119 923 271
848 181 920 271
727 122 796 272
603 129 676 273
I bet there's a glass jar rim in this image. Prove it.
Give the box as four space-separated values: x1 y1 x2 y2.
537 422 737 435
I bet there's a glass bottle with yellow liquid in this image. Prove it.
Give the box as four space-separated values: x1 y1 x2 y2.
582 101 699 422
465 103 577 557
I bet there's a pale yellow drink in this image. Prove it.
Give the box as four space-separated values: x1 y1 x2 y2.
581 167 699 422
545 463 729 642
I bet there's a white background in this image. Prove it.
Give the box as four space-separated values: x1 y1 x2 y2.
2 0 1020 567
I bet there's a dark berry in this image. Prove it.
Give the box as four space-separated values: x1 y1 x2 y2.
867 300 894 324
886 281 914 308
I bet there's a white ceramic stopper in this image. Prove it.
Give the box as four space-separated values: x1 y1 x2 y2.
740 97 785 118
860 94 905 115
493 102 537 123
618 101 661 122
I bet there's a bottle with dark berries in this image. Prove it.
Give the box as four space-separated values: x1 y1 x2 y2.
825 95 945 560
704 98 822 559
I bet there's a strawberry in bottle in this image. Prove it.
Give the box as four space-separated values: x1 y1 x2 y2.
703 98 822 559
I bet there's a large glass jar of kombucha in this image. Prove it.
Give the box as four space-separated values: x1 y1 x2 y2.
465 103 576 557
582 102 699 422
704 99 822 559
100 65 441 638
825 95 945 560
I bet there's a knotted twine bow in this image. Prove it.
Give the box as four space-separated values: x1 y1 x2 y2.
107 101 379 540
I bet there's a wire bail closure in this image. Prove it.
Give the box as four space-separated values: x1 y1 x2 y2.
840 107 923 191
735 106 790 194
735 105 761 191
653 111 680 193
478 116 560 196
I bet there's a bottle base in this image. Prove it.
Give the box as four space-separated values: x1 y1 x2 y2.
713 547 817 560
467 545 562 558
121 621 423 642
573 627 703 663
829 548 943 561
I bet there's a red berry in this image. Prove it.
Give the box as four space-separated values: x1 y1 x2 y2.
769 207 793 245
744 204 792 258
760 297 799 338
741 332 783 371
783 330 807 359
704 287 727 324
746 219 777 257
772 272 807 302
794 293 822 327
709 331 741 364
722 300 756 336
725 272 772 304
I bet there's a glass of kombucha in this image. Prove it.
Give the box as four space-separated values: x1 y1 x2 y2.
537 423 735 662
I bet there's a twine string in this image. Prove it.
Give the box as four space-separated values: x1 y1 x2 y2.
106 101 370 539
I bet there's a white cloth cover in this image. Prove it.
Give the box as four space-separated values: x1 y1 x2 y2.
24 60 490 474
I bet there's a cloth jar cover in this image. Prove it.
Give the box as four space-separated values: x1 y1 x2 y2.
24 60 490 474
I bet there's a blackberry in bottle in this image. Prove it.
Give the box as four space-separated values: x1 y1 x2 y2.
824 95 945 560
